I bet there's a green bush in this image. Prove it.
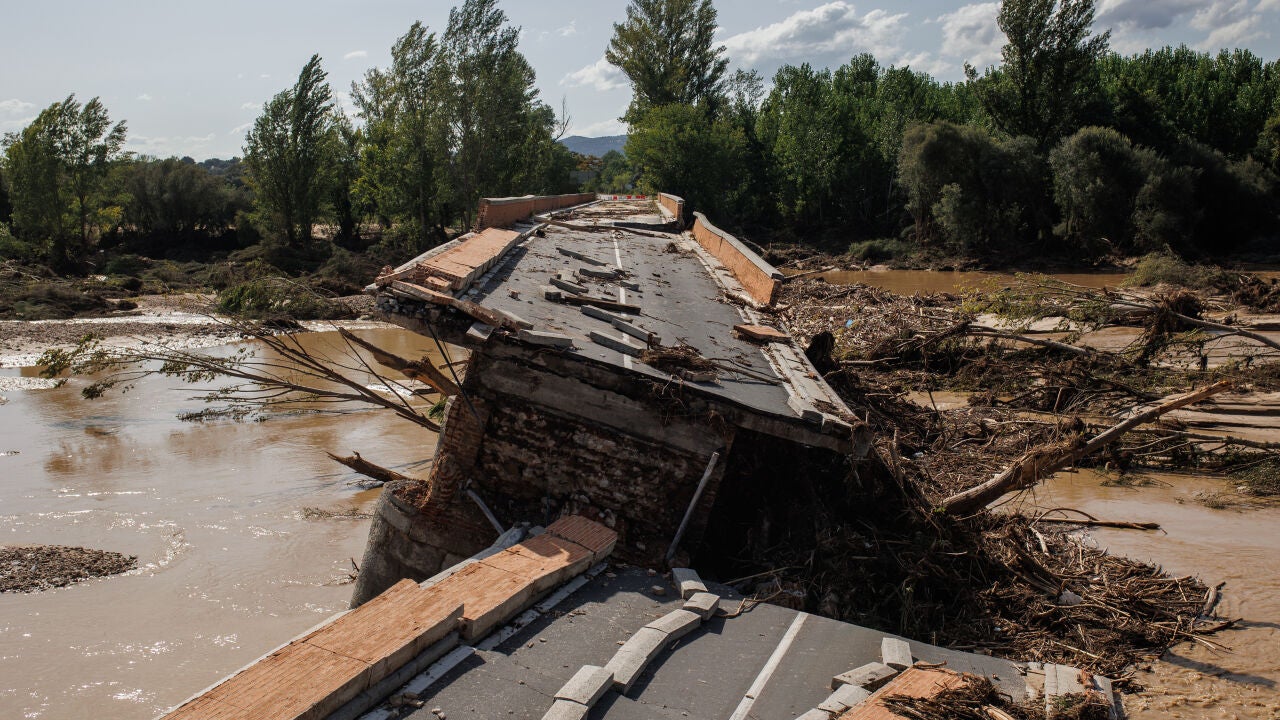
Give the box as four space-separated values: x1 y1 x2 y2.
217 277 346 320
0 223 36 261
847 238 910 262
102 254 150 276
1124 252 1233 291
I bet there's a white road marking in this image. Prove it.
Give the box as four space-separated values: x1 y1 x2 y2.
728 612 809 720
614 237 633 368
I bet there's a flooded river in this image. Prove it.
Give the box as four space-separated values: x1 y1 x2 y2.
0 328 441 720
1024 470 1280 719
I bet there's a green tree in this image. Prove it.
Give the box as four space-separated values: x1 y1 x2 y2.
899 121 1049 255
121 157 244 236
2 95 127 266
244 54 336 245
625 103 745 216
441 0 543 229
353 20 448 244
967 0 1110 148
1049 126 1147 252
606 0 729 123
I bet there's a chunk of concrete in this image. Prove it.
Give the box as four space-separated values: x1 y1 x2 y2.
540 698 588 720
543 286 564 302
670 568 707 599
555 665 613 707
518 329 574 348
1045 663 1085 717
577 266 621 280
832 661 897 691
881 637 913 670
644 609 702 642
466 323 494 342
581 305 632 324
498 309 534 329
795 710 832 720
830 683 872 708
550 276 588 294
588 331 642 357
611 317 657 345
682 592 720 621
604 627 668 694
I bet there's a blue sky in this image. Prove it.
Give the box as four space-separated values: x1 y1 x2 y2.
2 0 1279 159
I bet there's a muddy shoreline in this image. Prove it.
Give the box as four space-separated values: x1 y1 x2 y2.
0 293 388 370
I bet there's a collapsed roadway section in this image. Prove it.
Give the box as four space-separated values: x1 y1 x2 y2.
351 193 873 606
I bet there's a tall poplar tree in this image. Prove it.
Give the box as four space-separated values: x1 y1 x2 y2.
606 0 728 123
244 54 335 245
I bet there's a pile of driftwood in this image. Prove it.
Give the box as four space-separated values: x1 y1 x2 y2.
882 674 1110 720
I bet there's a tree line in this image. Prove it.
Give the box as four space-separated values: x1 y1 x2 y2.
0 0 576 272
610 0 1280 263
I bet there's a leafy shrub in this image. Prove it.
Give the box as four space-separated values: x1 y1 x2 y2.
847 238 910 262
217 277 347 320
102 254 150 276
1124 252 1233 291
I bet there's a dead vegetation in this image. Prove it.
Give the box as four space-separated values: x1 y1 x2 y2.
730 273 1280 680
1 545 137 593
882 674 1111 720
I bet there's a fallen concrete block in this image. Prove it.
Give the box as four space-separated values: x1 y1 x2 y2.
832 661 897 691
1045 663 1085 717
543 286 564 302
541 698 589 720
466 323 494 342
817 683 872 713
550 276 588 294
588 331 642 357
611 317 657 345
578 266 621 280
555 665 613 707
581 305 632 324
518 329 574 348
682 592 720 621
644 609 702 642
557 246 608 266
881 637 913 670
670 568 707 599
795 710 832 720
620 280 641 291
498 309 534 329
605 627 668 694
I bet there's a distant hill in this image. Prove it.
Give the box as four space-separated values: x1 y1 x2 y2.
559 135 627 157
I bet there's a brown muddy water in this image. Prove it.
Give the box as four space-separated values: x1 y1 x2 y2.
1019 470 1280 719
0 328 442 720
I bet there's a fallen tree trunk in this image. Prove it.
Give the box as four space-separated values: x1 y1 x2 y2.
942 380 1234 515
338 328 460 397
327 451 419 486
966 328 1094 356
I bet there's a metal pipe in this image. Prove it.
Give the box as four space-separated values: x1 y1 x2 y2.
665 450 722 564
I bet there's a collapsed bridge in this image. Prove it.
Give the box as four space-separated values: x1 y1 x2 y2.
352 193 872 605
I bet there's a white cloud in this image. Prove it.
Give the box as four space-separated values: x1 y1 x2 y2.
1261 0 1280 12
0 99 35 116
936 3 1003 69
1190 0 1267 48
229 122 253 136
343 50 368 60
571 117 627 137
241 101 260 111
561 56 627 92
557 20 577 37
720 2 909 69
895 51 954 78
1097 0 1205 30
137 93 153 101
